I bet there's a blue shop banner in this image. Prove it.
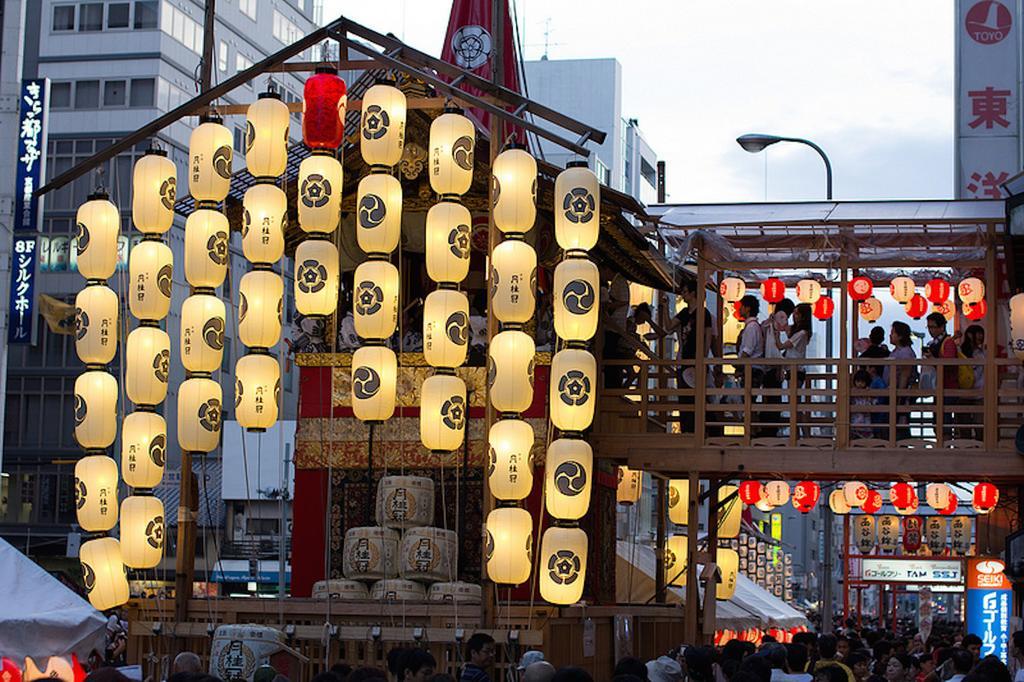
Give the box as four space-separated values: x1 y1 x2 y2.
966 558 1012 663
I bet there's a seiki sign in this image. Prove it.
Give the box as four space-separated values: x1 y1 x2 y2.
967 558 1012 663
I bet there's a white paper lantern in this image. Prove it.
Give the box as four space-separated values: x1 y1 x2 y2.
889 276 916 303
795 279 822 304
245 92 289 179
298 154 343 234
353 260 399 340
764 480 790 506
76 194 119 281
423 289 469 369
485 507 533 585
177 377 222 453
75 454 119 532
1010 293 1024 359
926 517 948 553
79 537 129 611
357 172 402 255
843 481 869 507
235 353 280 431
717 547 739 600
120 495 165 569
489 330 535 413
859 297 883 323
545 438 593 521
184 208 228 289
493 146 537 234
958 277 985 304
132 149 176 235
126 326 170 406
426 201 472 284
360 82 406 168
74 371 117 450
75 285 118 366
754 498 775 513
238 270 283 350
829 489 852 514
242 184 286 265
491 239 537 324
121 411 166 489
926 483 952 511
488 418 534 502
420 374 467 451
719 277 746 303
188 116 233 203
668 479 690 525
128 240 173 321
351 346 397 422
538 526 587 605
181 294 225 373
554 162 600 252
664 535 688 587
294 240 339 316
550 349 597 432
554 257 600 342
429 108 475 196
617 466 642 505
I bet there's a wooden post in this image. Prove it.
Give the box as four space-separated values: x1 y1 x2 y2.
704 478 720 644
684 472 701 643
984 224 998 449
842 512 851 619
655 477 667 603
695 250 707 445
837 253 850 448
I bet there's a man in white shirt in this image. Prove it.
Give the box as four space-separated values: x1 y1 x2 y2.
761 298 795 436
738 295 764 361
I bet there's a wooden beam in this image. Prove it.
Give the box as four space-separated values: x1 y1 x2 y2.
264 59 383 72
683 473 700 643
206 96 494 115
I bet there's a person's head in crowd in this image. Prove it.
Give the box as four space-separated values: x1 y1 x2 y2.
465 633 496 670
893 639 909 657
310 673 340 682
962 635 983 663
347 668 388 682
846 651 872 682
387 648 411 681
886 653 915 682
551 668 594 682
330 664 352 682
646 655 683 682
792 303 813 337
952 648 976 674
740 295 760 322
398 649 435 682
172 653 203 676
815 665 850 682
738 653 771 682
680 279 698 307
723 640 748 662
762 643 788 671
787 643 810 675
254 666 278 682
522 661 556 682
633 302 653 327
836 636 852 661
684 646 714 682
775 298 796 318
614 657 649 681
794 632 819 657
962 324 985 357
890 321 912 348
926 312 948 341
975 656 1011 682
819 635 840 661
870 326 886 347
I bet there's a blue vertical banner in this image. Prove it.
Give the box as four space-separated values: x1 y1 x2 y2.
9 78 50 344
966 558 1012 663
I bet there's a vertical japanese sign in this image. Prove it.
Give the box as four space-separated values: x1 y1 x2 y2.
956 1 1020 198
8 78 49 344
966 558 1012 662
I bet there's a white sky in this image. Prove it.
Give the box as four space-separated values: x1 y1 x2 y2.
323 1 955 203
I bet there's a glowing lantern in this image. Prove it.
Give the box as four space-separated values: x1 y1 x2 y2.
555 162 600 252
843 481 869 507
128 240 173 321
829 490 852 514
121 412 166 489
429 107 475 196
903 516 923 553
925 278 951 303
351 346 398 422
554 257 600 341
890 482 916 509
538 526 587 605
738 480 764 505
235 353 280 431
896 494 919 516
550 349 597 432
295 240 339 316
491 239 537 324
420 374 466 451
964 300 987 321
75 455 119 531
238 271 283 349
545 439 593 520
245 91 289 179
489 330 535 413
862 489 883 514
426 201 472 284
933 300 955 322
360 82 406 168
958 277 985 304
357 172 403 255
926 483 952 511
889 276 915 303
719 277 746 302
184 209 228 289
854 516 876 553
617 467 642 505
951 516 972 554
792 481 821 513
668 479 690 525
1010 293 1024 359
485 507 532 585
423 289 470 369
76 193 119 281
973 482 999 514
353 260 399 340
716 547 740 600
181 294 226 373
718 485 742 538
848 276 873 301
754 498 775 513
302 66 347 151
242 184 287 264
120 495 165 569
492 145 537 234
764 480 790 506
760 278 785 304
905 294 929 319
74 371 117 449
132 149 176 235
188 116 233 203
79 537 129 611
488 418 534 501
813 297 835 320
298 154 343 233
125 326 170 406
878 515 900 550
177 377 222 453
795 279 821 303
664 535 688 586
939 493 959 515
926 517 948 553
859 297 882 322
75 285 118 366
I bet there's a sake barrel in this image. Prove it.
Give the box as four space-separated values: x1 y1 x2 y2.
311 579 370 601
375 475 435 529
370 578 426 602
209 624 286 682
398 526 458 583
428 581 483 604
342 526 398 581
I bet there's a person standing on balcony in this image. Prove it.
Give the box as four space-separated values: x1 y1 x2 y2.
762 298 795 436
925 312 960 439
886 321 917 441
737 295 766 436
959 324 985 441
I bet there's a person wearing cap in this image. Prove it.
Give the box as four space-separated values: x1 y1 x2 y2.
646 655 683 682
522 662 556 682
518 652 545 672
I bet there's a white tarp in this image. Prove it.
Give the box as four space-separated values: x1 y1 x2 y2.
0 538 107 661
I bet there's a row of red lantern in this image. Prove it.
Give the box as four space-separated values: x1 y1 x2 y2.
739 480 998 515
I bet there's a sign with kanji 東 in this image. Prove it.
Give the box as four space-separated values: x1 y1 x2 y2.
966 558 1011 662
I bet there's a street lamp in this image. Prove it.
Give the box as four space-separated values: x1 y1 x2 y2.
736 133 833 200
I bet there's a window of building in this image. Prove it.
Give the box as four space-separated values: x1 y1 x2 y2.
239 0 257 20
130 78 155 107
233 125 245 154
272 9 301 46
236 53 253 72
107 2 130 28
50 82 73 109
103 80 126 107
134 0 158 28
74 80 100 108
53 5 76 30
162 1 202 54
78 3 104 31
218 40 229 72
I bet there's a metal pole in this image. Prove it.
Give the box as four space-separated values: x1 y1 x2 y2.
780 137 832 200
822 504 834 633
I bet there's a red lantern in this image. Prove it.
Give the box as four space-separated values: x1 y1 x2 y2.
964 300 987 321
890 482 916 510
792 480 821 513
2 658 22 682
905 294 929 319
760 278 786 304
302 67 347 150
973 482 999 513
862 489 883 514
925 278 951 304
903 516 923 552
813 297 835 320
732 300 745 322
939 494 959 516
848 276 873 301
739 480 764 505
